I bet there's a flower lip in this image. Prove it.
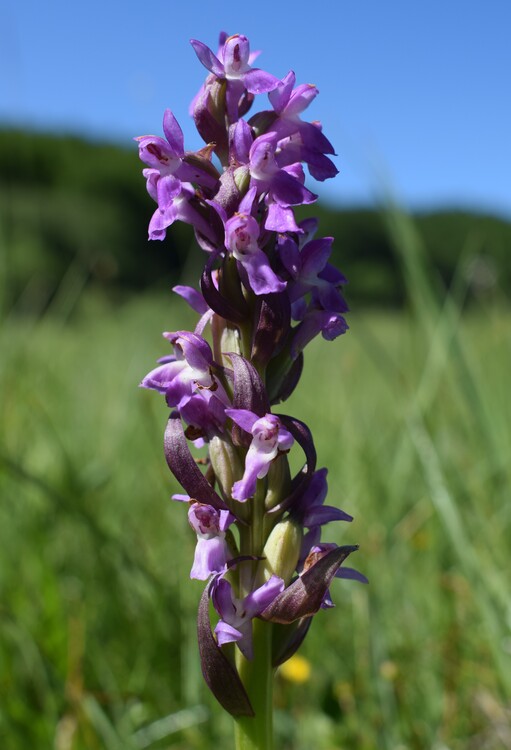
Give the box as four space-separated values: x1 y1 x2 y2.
226 411 295 501
189 502 222 538
225 213 259 258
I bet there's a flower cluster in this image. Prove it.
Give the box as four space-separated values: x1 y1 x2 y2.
138 33 366 718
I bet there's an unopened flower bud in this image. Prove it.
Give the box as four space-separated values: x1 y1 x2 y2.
248 110 278 138
209 435 244 499
262 518 302 585
220 321 242 359
192 78 229 160
264 453 292 510
233 165 250 194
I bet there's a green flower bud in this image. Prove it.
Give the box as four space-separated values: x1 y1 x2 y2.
233 165 250 194
247 110 278 138
209 436 244 500
210 315 242 369
264 454 292 510
262 518 302 585
220 324 242 361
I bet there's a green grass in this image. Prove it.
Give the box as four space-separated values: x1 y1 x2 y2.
1 218 510 748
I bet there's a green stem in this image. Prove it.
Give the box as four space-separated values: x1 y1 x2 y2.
234 618 274 750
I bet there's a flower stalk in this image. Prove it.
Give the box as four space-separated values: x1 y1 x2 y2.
234 620 274 750
137 30 367 748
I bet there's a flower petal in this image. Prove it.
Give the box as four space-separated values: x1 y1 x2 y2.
190 39 225 77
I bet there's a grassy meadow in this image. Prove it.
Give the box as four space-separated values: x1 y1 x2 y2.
1 211 510 749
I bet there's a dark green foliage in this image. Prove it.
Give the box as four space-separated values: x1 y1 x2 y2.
0 129 197 314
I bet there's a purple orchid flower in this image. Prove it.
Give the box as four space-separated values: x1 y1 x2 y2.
191 34 280 123
248 134 317 232
140 331 231 438
275 130 339 182
178 391 229 439
267 71 338 181
212 574 284 659
293 468 353 528
189 31 229 114
211 186 286 295
225 410 294 501
136 109 217 201
140 331 215 402
137 31 365 720
291 309 349 359
145 179 216 242
188 503 235 580
278 233 348 316
292 468 354 561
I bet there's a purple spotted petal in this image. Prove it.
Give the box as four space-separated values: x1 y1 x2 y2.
148 203 178 240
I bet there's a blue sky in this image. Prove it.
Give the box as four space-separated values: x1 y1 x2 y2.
1 0 510 216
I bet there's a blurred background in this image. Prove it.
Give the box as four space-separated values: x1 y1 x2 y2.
1 1 510 748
